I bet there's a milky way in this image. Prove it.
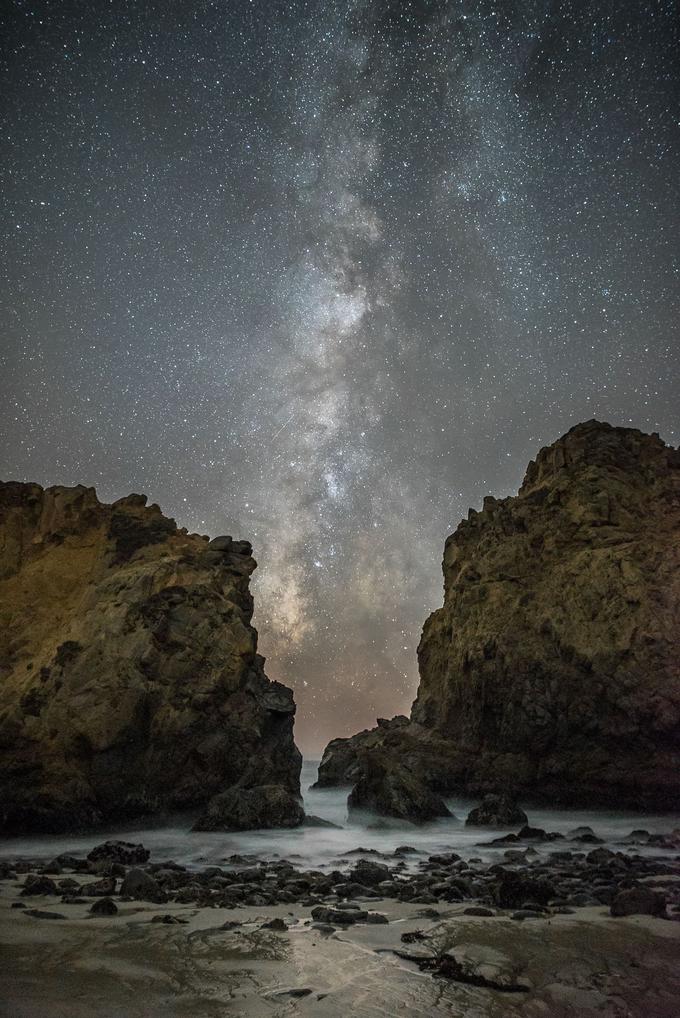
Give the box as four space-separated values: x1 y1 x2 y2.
1 1 678 753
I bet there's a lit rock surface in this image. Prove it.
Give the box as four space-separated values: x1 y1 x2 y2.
0 482 302 832
318 422 680 810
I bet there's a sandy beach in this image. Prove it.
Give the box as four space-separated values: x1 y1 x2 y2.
3 871 680 1018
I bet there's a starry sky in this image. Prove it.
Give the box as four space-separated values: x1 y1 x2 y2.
1 1 678 754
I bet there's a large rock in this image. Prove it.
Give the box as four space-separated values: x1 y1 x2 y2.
318 422 680 810
192 784 304 831
347 751 451 823
465 794 528 827
610 887 667 918
0 482 302 832
120 868 165 903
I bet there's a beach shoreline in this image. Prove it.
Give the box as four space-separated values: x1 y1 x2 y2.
2 851 680 1017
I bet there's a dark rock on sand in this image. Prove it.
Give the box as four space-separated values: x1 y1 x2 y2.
20 875 58 896
84 877 117 896
493 869 556 909
261 917 288 930
349 859 391 886
89 897 118 916
610 887 667 918
120 868 166 903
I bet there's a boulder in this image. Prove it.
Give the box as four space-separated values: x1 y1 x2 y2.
20 875 58 896
349 859 391 886
493 869 556 909
192 784 304 832
610 887 667 918
0 482 302 833
87 841 149 866
347 754 451 823
465 795 528 827
89 897 118 916
120 868 165 903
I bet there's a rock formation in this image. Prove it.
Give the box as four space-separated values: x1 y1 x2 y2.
316 421 680 811
347 748 452 822
0 482 302 832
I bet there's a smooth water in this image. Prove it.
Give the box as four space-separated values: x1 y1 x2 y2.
2 760 678 870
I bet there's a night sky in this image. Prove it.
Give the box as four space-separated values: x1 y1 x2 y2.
1 1 678 754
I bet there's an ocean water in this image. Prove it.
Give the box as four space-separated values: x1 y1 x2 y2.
1 759 678 870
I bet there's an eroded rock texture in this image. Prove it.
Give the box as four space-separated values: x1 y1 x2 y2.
317 422 680 810
0 482 302 832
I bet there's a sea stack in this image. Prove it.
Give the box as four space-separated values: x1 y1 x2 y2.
316 421 680 811
0 482 302 832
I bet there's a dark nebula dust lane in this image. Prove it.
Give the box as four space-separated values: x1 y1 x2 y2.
1 1 678 753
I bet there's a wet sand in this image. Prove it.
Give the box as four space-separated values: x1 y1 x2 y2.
2 878 680 1017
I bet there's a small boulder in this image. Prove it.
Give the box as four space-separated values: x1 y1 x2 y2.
120 868 166 903
90 898 118 916
493 869 556 909
465 794 528 828
21 875 58 896
349 859 391 886
261 917 288 930
84 877 116 897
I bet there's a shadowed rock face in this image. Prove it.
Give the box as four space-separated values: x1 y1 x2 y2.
0 482 302 832
317 422 680 810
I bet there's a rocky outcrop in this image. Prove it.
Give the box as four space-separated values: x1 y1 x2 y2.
347 750 451 823
313 717 410 788
0 482 302 832
317 422 680 811
193 784 305 832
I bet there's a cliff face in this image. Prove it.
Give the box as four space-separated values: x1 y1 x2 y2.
0 482 302 832
317 422 680 809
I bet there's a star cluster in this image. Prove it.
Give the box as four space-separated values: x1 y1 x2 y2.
1 0 678 753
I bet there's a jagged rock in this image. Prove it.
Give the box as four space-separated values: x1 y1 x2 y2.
313 716 410 788
347 753 451 823
192 784 304 832
465 794 528 827
318 422 680 810
87 841 149 866
0 482 302 832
